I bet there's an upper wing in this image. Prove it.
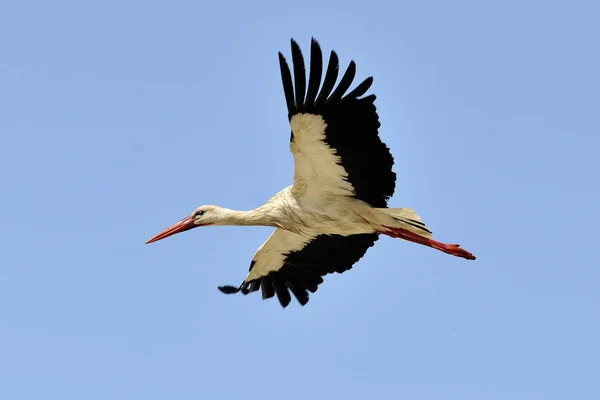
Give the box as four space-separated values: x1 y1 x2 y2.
218 228 379 307
279 38 396 208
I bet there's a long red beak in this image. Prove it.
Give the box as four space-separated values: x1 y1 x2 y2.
145 216 196 244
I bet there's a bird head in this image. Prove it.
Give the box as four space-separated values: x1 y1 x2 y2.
145 205 220 244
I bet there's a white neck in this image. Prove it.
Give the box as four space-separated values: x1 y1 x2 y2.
212 207 275 227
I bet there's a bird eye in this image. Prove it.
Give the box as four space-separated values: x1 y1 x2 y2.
194 210 205 218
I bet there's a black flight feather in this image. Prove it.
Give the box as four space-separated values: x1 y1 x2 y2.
278 53 295 118
327 61 356 104
314 51 339 108
272 279 291 308
344 76 373 100
305 38 323 107
261 279 275 300
290 39 306 112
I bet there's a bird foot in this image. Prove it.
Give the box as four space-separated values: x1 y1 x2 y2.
380 226 476 260
430 243 476 260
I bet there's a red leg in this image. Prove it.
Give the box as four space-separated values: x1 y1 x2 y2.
380 226 476 260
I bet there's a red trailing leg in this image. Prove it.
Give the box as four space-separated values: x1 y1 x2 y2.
380 226 476 260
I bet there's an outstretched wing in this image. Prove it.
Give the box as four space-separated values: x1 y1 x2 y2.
218 39 392 307
218 229 379 307
279 38 396 208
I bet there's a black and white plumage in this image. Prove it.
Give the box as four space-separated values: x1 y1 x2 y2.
146 38 476 308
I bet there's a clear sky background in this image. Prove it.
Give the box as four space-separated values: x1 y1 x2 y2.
1 1 599 399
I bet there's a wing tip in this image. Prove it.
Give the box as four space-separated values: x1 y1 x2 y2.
218 285 241 294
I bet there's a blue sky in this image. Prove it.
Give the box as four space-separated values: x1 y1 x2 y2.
1 0 599 398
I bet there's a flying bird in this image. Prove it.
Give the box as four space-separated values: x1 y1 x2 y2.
146 38 475 308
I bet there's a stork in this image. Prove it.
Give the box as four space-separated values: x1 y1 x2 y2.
146 38 476 308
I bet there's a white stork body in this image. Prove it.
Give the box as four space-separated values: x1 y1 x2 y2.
146 39 475 307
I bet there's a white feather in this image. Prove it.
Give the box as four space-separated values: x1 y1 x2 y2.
290 113 355 197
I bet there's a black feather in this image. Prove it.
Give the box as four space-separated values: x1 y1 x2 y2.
343 76 373 100
278 53 295 118
261 279 275 300
290 39 306 113
305 38 323 108
272 279 291 308
314 51 339 108
327 61 356 104
249 281 261 293
218 285 241 294
286 281 309 306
